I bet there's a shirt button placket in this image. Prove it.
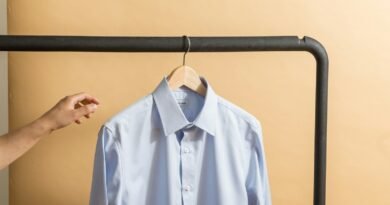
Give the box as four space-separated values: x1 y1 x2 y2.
181 125 195 205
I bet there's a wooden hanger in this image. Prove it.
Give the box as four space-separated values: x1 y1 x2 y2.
167 36 207 96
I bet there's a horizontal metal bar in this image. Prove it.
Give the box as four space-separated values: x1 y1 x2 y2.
0 35 321 53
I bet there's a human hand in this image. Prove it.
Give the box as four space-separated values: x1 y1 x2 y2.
39 92 100 133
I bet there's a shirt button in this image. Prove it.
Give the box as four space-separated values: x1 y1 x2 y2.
184 123 194 129
183 185 192 192
182 147 191 154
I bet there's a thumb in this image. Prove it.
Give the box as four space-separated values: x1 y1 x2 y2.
73 103 98 120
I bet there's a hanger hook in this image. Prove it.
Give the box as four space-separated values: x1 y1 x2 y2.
183 35 191 66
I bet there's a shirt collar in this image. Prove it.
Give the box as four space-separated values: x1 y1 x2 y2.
152 76 218 137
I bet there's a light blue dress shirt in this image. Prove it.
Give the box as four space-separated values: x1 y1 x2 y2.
90 76 272 205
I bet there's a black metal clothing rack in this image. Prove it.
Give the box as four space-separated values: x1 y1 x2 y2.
0 35 328 205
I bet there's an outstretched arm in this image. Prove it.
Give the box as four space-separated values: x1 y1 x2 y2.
0 92 100 170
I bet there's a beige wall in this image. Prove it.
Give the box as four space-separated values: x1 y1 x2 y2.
7 0 390 205
0 0 8 204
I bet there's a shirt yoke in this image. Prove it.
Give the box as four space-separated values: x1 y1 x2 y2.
216 95 262 133
103 94 154 131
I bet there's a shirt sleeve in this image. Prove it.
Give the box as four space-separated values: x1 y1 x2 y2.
246 120 272 205
89 125 123 205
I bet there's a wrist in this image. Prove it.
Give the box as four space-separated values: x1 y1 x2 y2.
34 116 56 136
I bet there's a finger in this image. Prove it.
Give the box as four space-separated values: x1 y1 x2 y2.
69 92 100 105
74 94 99 105
73 103 98 120
80 99 91 105
74 103 82 109
75 119 81 124
74 103 90 118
